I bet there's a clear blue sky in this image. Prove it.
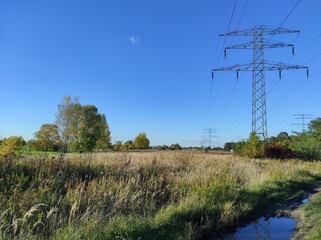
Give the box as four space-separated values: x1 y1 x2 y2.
1 0 320 147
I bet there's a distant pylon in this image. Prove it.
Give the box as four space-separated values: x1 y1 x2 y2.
202 128 217 148
292 114 314 131
212 25 309 140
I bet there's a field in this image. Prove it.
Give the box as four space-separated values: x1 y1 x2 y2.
1 151 321 239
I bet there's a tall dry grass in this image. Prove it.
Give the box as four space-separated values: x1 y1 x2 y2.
1 151 321 239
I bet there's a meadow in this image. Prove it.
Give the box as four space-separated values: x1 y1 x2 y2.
1 150 321 239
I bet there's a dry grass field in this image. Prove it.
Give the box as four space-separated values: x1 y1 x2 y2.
1 150 321 239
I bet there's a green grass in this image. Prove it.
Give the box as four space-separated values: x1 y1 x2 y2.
1 152 321 239
295 190 321 240
52 172 321 240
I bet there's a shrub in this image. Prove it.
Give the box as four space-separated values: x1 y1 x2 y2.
264 142 297 159
169 143 182 150
0 136 25 157
290 134 321 160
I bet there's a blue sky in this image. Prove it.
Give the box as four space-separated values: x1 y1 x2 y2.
1 0 320 147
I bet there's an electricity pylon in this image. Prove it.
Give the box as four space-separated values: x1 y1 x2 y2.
202 128 217 148
292 114 314 131
212 25 309 140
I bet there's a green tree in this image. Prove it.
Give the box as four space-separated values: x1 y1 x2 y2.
224 142 235 151
133 132 150 149
243 132 264 158
122 140 135 150
55 96 82 152
34 124 60 152
55 96 111 152
289 118 321 160
113 141 123 151
169 143 182 150
309 117 321 134
79 105 101 151
96 114 111 151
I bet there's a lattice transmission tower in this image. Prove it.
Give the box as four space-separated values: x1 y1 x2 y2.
292 114 314 131
212 25 309 140
202 128 217 148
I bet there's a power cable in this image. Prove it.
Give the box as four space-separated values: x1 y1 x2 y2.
267 51 321 94
205 0 238 125
289 32 321 62
216 0 249 128
279 0 302 27
269 69 321 112
268 0 302 41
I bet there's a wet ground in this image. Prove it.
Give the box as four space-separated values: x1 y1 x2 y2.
224 216 296 240
209 198 310 240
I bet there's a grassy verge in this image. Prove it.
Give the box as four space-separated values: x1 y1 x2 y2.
1 152 321 239
52 172 321 240
294 190 321 239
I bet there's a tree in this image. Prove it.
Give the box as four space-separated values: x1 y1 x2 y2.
122 140 135 150
133 132 150 149
243 132 264 158
96 114 111 150
289 117 321 160
169 143 182 150
224 142 235 151
156 145 168 150
277 132 289 139
78 105 101 151
309 117 321 134
0 136 26 157
113 141 123 151
27 139 40 152
55 96 111 152
34 124 60 152
55 96 82 152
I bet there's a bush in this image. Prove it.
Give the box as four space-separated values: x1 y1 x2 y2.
290 134 321 160
224 142 235 152
0 136 25 157
169 143 182 150
264 142 297 159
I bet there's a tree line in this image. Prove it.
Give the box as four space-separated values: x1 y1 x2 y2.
224 117 321 160
0 96 151 156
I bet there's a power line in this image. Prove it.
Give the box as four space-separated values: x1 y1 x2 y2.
269 70 320 111
216 0 238 67
268 45 321 94
216 0 249 128
268 0 302 42
267 51 321 94
279 0 302 27
289 32 321 62
205 0 239 125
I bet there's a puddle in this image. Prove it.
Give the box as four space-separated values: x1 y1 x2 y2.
208 197 310 240
225 217 296 240
301 198 309 204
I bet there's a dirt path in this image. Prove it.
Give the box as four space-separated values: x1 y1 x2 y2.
290 187 321 239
